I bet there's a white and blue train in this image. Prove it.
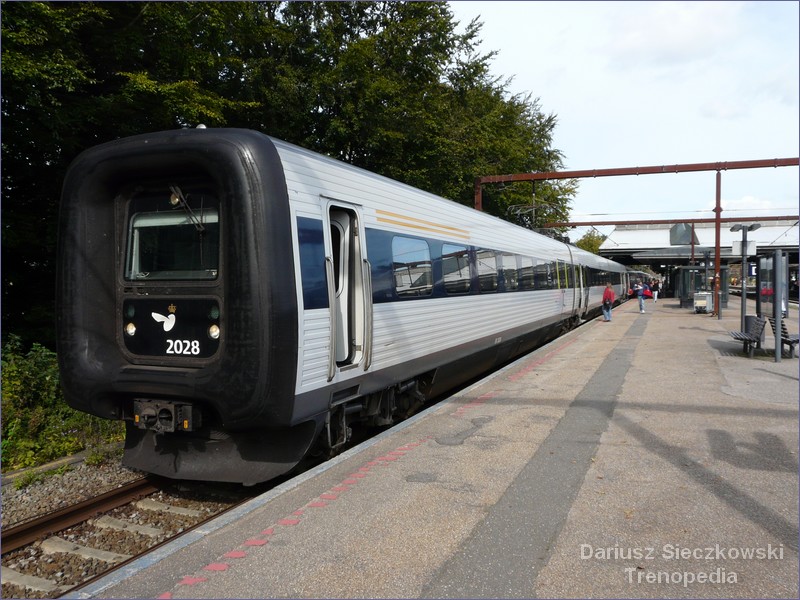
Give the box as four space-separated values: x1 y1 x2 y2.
57 128 628 484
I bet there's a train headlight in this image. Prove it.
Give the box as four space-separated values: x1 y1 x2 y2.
208 324 220 340
125 323 137 336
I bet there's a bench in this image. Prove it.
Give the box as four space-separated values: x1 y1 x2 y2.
729 316 767 358
767 317 799 358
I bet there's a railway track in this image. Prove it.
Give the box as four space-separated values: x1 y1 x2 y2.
1 476 259 599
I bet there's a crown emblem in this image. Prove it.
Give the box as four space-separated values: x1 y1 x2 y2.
168 304 177 314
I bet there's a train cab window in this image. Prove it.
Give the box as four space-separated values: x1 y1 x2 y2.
392 236 432 298
442 243 471 294
125 205 219 281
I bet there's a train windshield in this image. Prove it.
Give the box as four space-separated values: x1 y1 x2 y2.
125 209 220 280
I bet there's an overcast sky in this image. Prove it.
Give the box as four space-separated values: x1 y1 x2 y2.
447 1 799 240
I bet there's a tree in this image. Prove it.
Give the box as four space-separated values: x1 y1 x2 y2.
1 1 264 348
1 1 574 348
576 229 607 255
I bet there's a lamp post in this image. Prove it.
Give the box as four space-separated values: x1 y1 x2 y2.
730 223 761 332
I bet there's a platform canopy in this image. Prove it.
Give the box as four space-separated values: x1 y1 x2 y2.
598 220 799 267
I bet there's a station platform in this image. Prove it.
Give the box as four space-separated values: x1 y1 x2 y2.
70 298 799 599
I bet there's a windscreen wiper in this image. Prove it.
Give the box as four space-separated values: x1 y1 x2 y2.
168 184 206 233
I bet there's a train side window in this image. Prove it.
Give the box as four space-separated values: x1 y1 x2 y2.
518 256 535 290
297 217 328 310
392 236 432 298
477 249 498 292
442 243 471 294
500 253 518 291
534 261 551 289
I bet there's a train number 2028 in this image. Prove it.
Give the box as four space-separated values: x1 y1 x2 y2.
166 339 201 355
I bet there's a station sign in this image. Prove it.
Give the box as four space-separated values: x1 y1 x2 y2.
731 240 757 257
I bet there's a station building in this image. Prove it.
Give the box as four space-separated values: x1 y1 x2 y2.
596 219 799 301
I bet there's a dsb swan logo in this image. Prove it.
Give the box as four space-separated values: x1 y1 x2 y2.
151 304 177 332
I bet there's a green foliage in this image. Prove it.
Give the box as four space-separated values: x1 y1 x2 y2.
2 1 576 349
85 444 123 467
576 229 607 255
13 464 73 490
13 470 44 490
1 335 124 472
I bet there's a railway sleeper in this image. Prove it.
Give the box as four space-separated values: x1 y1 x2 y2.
0 566 69 596
135 498 204 517
92 515 163 537
39 536 131 564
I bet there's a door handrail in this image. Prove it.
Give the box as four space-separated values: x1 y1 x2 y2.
362 258 373 370
325 256 337 382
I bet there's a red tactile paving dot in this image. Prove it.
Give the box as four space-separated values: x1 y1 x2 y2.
244 538 268 546
224 550 247 559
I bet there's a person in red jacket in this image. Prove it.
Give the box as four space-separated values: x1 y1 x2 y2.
602 282 616 322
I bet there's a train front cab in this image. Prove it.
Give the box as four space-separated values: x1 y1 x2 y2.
57 129 318 485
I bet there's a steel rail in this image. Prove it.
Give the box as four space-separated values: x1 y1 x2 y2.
1 477 161 554
63 494 253 598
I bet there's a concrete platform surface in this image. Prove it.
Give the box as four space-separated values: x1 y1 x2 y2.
69 298 799 599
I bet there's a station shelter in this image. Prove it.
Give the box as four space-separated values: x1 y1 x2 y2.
596 219 799 307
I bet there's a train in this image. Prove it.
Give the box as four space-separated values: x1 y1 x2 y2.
57 127 629 485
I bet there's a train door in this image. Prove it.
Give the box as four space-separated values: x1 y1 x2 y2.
557 260 571 318
578 265 590 318
325 204 373 380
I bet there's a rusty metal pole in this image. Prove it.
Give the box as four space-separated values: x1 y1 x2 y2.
474 178 483 212
714 170 722 319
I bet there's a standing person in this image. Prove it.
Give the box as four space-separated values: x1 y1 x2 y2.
602 282 615 322
634 280 647 313
651 279 660 303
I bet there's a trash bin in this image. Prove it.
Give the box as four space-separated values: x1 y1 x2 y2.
693 292 713 313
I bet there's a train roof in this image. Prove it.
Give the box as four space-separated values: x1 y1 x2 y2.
270 135 583 262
